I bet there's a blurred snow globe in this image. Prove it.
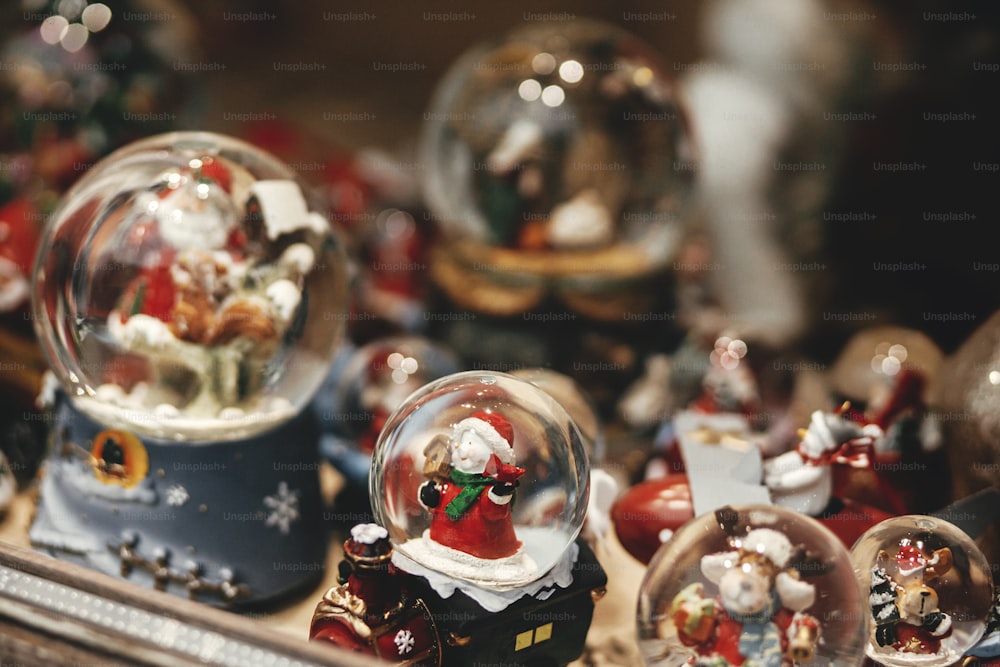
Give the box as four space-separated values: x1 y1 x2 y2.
32 131 350 441
420 18 694 309
637 504 868 666
370 371 590 590
314 335 461 489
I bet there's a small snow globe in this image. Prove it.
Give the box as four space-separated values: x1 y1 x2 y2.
370 371 590 592
314 335 461 502
637 504 867 666
28 131 349 606
420 18 694 318
850 515 994 667
32 131 347 440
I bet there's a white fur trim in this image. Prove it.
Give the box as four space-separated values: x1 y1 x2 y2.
776 571 815 612
742 528 793 567
454 417 515 465
701 551 739 584
488 488 513 505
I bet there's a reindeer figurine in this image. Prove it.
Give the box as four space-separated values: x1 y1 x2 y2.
869 542 954 655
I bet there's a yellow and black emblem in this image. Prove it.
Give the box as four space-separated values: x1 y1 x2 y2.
90 430 149 488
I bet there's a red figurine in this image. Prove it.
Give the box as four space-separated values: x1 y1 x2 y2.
311 523 440 662
418 410 526 561
870 544 954 655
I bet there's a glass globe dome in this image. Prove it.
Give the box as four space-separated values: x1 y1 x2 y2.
510 366 604 463
370 371 590 590
315 335 461 454
637 504 868 666
850 515 994 667
31 131 349 441
421 18 693 281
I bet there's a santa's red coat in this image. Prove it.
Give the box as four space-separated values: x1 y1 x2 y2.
429 481 522 560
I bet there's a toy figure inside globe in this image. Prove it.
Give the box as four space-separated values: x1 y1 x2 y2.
370 371 590 590
850 515 994 667
32 131 349 440
637 504 868 666
421 19 693 280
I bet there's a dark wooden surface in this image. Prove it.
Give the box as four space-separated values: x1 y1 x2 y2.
0 536 377 667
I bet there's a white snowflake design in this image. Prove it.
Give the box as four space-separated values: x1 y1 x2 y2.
263 482 300 535
394 629 415 655
165 484 190 507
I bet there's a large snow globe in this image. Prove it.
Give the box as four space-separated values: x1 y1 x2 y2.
33 131 346 439
28 131 349 606
370 371 590 595
420 18 694 319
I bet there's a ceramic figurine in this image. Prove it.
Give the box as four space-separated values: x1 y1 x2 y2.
827 326 947 514
668 528 821 666
417 410 526 564
637 504 868 665
852 515 995 667
763 405 882 516
28 132 349 606
869 544 954 654
310 523 440 661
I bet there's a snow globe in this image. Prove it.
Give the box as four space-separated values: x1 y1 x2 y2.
851 515 994 666
314 335 461 519
366 370 607 664
637 504 868 666
29 131 350 606
420 18 694 320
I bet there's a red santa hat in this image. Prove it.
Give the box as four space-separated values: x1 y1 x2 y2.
454 410 515 465
896 544 931 577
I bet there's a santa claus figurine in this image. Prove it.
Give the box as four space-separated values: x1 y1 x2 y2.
418 410 526 561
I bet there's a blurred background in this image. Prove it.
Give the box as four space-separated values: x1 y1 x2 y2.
1 0 999 660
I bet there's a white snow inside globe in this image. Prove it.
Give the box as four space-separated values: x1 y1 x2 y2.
370 371 590 591
31 132 349 441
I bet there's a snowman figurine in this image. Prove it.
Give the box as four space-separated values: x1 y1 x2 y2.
416 410 532 582
763 407 882 516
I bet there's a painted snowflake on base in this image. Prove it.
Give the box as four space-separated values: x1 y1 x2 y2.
394 629 415 655
165 484 189 507
264 481 300 534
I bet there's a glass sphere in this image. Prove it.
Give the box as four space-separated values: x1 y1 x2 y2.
850 515 994 666
637 504 867 666
315 335 461 454
370 371 590 589
510 366 604 462
31 131 350 440
420 18 693 275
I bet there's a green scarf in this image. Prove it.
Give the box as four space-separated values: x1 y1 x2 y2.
444 469 495 521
